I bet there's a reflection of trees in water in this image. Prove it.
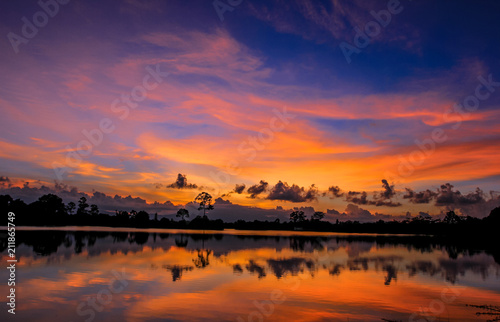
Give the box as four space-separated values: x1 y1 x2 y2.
405 255 496 284
445 245 460 259
338 254 497 285
231 252 495 285
149 248 213 282
267 258 315 278
175 235 188 248
289 237 326 252
440 257 492 284
162 265 194 282
289 238 305 251
338 255 401 285
87 234 97 247
0 231 71 256
75 236 84 254
111 232 128 243
33 232 67 255
242 258 317 279
63 235 72 248
193 249 212 268
383 265 397 285
348 256 402 271
465 304 500 321
4 232 500 262
150 263 194 282
233 264 243 274
190 233 213 242
329 264 342 276
128 232 149 245
6 231 500 285
192 232 211 268
74 231 113 254
246 260 266 278
343 242 374 258
406 261 440 277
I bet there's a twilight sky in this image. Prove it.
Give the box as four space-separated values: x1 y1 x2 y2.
0 0 499 221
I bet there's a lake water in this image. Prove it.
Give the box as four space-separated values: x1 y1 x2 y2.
1 227 499 321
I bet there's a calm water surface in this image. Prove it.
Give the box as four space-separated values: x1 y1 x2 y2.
1 227 499 321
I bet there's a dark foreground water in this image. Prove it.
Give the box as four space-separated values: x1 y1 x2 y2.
1 227 499 321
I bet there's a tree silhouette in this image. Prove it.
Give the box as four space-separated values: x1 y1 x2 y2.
115 210 129 225
32 194 67 218
444 211 462 224
90 204 99 216
77 197 89 215
311 211 325 221
194 192 214 217
4 190 500 238
133 211 150 227
176 208 190 221
290 210 306 223
66 201 76 215
0 194 13 210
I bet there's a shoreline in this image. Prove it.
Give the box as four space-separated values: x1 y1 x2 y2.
1 225 426 237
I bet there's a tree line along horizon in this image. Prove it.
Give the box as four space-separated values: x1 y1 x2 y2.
1 191 500 233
